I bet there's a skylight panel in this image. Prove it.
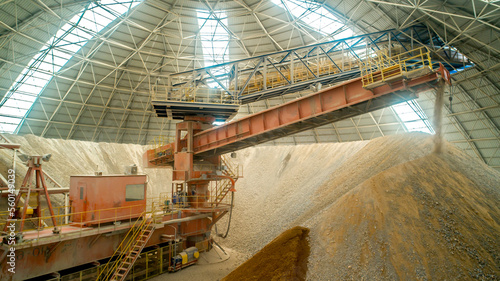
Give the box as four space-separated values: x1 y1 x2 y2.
0 0 142 134
0 117 18 133
272 0 353 39
197 10 230 67
392 101 434 134
197 10 230 88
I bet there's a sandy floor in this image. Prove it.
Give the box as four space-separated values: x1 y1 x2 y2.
149 248 247 281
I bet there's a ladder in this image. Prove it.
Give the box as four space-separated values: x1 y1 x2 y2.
111 222 155 281
221 155 238 178
214 179 234 206
97 214 156 281
213 155 239 206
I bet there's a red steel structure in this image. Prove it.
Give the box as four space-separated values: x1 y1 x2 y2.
146 64 451 164
3 155 58 233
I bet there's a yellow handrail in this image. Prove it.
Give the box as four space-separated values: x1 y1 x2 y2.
97 208 156 281
0 189 233 244
0 203 146 233
361 46 432 88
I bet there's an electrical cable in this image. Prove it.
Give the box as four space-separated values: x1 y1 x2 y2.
215 191 234 239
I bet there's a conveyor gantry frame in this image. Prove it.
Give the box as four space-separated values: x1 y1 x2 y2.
151 25 465 110
146 61 451 167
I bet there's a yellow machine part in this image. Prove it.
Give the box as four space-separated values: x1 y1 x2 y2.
29 192 39 206
180 252 188 264
194 251 200 259
26 207 34 215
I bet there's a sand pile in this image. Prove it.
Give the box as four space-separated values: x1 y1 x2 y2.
218 140 368 255
309 152 500 280
433 80 446 154
220 134 433 255
222 226 310 281
219 133 500 280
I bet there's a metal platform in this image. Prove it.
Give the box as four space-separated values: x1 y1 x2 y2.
151 100 240 121
159 25 468 106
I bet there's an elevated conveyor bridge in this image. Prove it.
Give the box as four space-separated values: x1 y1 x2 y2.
151 25 466 121
147 49 451 165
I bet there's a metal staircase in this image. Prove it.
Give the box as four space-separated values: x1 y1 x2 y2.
221 155 238 178
214 179 234 206
97 213 156 281
213 155 239 206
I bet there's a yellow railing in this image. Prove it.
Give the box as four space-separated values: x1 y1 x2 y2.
0 203 146 236
55 239 184 280
212 178 233 206
0 188 235 245
361 46 432 88
159 50 367 102
152 190 233 211
96 211 153 281
230 53 365 96
148 135 175 148
221 155 239 178
147 136 175 164
153 85 239 105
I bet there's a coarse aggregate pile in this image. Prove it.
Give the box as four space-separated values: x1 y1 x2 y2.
1 132 498 281
222 226 310 281
220 132 500 280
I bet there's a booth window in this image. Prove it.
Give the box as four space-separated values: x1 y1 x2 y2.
125 184 145 201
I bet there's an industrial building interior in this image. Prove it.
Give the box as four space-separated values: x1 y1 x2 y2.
0 0 499 280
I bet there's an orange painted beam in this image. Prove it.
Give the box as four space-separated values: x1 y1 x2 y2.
145 65 450 163
192 67 449 158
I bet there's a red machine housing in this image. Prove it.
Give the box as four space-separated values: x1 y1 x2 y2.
69 175 147 225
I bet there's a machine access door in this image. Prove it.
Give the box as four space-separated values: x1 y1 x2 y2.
78 182 87 221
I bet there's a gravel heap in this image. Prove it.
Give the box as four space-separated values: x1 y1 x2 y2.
308 152 500 280
222 226 310 281
220 133 500 280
